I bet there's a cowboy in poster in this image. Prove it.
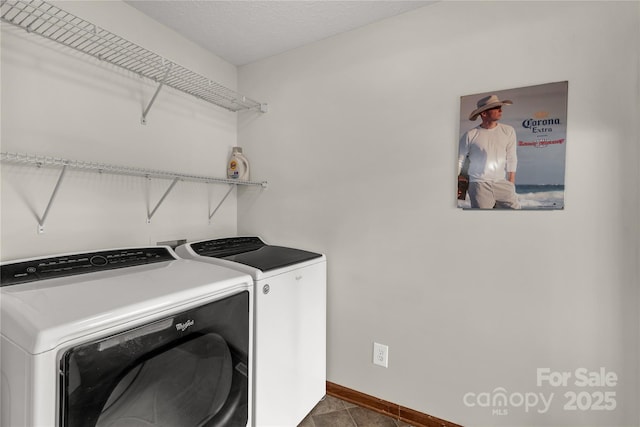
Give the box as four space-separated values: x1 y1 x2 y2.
457 81 568 210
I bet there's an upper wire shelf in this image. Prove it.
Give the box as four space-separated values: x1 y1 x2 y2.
0 0 267 114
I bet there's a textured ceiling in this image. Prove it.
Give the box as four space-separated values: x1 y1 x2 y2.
125 1 436 66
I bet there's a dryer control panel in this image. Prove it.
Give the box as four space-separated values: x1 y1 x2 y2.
1 247 176 286
190 237 266 258
187 237 323 272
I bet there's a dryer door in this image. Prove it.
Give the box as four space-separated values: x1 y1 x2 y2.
59 291 249 427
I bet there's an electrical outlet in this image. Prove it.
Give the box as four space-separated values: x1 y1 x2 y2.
373 342 388 368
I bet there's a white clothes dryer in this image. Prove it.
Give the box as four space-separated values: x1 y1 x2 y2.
176 237 326 427
0 246 253 427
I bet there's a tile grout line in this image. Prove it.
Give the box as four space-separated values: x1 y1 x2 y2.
345 406 359 427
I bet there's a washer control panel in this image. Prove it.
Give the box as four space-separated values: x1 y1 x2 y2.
1 247 176 286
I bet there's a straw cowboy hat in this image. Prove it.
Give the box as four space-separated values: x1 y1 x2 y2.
469 95 513 121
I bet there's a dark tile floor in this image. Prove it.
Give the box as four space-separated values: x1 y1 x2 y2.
298 395 414 427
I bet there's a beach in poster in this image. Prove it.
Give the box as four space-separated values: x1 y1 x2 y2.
457 81 568 210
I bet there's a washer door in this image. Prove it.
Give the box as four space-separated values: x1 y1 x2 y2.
59 291 249 427
96 333 232 427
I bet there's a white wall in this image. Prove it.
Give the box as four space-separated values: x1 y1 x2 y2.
238 2 639 426
1 1 247 260
1 1 638 426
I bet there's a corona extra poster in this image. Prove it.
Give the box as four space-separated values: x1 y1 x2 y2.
457 81 568 210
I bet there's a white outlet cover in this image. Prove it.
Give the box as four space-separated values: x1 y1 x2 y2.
373 342 388 368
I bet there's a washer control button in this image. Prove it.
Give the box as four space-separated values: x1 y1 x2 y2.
90 256 108 266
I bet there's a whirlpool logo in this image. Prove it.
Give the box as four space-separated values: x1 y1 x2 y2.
175 319 195 332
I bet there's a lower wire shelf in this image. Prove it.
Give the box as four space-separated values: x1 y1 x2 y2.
0 151 267 230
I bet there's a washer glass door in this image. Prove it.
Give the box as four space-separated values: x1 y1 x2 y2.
59 291 249 427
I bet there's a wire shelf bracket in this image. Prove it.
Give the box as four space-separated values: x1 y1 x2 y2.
147 176 179 223
0 0 268 119
141 62 172 125
209 185 235 223
36 163 67 233
1 151 268 230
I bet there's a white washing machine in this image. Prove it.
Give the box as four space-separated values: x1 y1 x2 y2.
176 237 326 427
0 246 253 427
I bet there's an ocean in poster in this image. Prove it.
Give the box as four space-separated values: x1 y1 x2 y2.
458 185 565 210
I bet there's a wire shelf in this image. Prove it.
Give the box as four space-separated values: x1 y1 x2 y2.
0 151 268 187
0 0 266 113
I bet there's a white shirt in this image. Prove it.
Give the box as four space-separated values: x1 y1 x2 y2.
458 123 517 182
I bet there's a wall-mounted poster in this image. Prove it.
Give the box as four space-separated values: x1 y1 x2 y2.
457 81 567 210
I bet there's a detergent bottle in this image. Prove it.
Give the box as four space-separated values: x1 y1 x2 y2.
227 147 250 180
